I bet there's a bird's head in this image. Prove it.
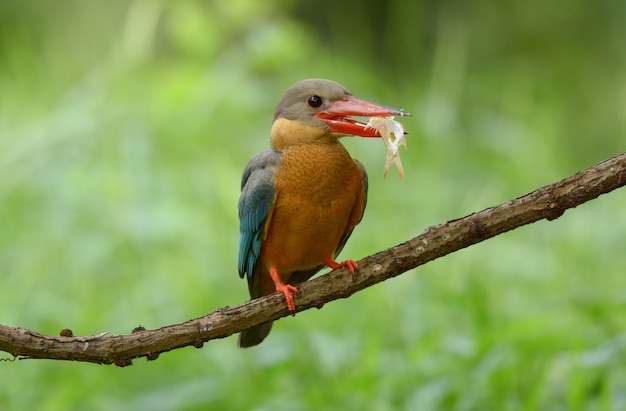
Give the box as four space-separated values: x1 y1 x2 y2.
270 78 410 149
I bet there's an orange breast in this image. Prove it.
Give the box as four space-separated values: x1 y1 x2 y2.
260 142 365 283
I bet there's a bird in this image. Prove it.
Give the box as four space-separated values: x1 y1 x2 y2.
237 78 409 347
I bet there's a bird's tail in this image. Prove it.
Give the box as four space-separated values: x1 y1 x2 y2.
238 322 273 348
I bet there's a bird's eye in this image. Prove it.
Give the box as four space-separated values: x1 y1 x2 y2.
307 95 323 108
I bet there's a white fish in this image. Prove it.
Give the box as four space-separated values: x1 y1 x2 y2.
366 116 407 178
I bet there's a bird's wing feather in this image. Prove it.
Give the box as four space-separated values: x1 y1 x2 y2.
237 150 282 290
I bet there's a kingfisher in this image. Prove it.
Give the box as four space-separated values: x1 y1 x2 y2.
237 78 409 347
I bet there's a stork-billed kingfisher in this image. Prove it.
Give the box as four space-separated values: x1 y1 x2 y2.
237 78 409 347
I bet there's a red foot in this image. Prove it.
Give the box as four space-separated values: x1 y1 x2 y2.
325 258 359 277
269 267 298 312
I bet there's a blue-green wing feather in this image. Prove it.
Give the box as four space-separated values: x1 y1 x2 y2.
237 150 281 285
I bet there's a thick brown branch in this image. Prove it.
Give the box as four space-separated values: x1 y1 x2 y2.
1 152 625 365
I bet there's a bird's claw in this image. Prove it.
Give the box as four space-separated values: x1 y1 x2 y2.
276 283 299 313
325 258 359 281
344 259 358 275
269 266 299 313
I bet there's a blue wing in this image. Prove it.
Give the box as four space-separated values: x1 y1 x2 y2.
237 150 281 288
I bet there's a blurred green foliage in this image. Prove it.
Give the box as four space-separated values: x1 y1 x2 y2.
1 0 626 410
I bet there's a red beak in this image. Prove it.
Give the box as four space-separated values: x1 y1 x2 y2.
315 95 410 137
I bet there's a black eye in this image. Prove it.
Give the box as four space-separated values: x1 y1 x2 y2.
307 95 323 108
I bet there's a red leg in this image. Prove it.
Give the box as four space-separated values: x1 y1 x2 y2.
269 266 299 312
325 257 359 276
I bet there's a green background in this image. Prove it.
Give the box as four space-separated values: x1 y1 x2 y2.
1 1 626 409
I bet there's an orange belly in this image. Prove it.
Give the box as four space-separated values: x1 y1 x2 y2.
259 142 365 286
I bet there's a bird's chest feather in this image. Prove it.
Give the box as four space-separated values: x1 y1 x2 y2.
275 143 360 224
262 143 363 270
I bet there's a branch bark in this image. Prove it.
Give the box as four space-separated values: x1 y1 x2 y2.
1 152 625 365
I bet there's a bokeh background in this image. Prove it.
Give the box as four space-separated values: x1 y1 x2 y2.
1 0 626 410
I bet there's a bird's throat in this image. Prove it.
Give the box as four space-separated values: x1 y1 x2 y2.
270 118 336 150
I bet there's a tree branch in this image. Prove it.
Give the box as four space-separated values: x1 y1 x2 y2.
1 152 625 365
